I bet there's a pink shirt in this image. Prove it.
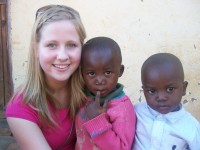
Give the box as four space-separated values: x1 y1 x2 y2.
6 95 76 150
75 94 136 150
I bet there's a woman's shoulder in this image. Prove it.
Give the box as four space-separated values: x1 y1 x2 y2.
6 94 28 109
6 94 40 125
6 94 24 110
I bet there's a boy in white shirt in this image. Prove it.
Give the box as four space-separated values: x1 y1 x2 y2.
133 53 200 150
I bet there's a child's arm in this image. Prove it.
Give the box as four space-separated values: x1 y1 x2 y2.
84 94 136 150
188 121 200 149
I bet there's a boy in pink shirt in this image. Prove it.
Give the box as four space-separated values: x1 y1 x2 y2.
75 37 136 150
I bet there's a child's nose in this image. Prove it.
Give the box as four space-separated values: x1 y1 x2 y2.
95 76 105 85
156 91 167 102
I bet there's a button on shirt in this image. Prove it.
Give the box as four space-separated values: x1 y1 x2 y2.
132 102 200 150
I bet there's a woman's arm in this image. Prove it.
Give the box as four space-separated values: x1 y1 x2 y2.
7 117 52 150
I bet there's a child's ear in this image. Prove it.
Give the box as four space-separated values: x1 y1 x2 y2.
182 81 188 96
119 65 124 77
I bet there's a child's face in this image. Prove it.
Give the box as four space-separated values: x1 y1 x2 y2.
142 66 187 114
81 49 123 98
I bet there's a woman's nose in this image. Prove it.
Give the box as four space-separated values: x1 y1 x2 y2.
57 47 69 61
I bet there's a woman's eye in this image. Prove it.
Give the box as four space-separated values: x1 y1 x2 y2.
148 89 156 94
67 43 77 48
47 43 56 49
88 72 95 77
105 71 112 76
166 87 174 93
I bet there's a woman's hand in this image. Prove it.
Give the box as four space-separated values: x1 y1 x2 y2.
84 91 108 120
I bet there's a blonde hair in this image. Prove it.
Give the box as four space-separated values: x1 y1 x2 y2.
12 5 86 126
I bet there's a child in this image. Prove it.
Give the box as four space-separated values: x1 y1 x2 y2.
6 5 86 150
75 37 136 150
133 53 200 149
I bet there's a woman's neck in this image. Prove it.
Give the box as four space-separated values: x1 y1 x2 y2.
53 88 71 109
46 79 71 109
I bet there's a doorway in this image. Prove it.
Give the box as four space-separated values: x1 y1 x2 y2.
0 0 12 117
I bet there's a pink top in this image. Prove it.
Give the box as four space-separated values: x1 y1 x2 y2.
75 94 136 150
6 95 76 150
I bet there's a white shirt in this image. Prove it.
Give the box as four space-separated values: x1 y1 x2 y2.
132 102 200 150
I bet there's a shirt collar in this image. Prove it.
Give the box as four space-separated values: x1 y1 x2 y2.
146 103 186 123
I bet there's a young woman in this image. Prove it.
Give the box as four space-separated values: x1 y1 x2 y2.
6 5 86 150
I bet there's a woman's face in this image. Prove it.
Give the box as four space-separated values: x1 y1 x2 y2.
37 20 81 86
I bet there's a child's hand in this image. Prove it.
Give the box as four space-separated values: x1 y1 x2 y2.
85 91 109 120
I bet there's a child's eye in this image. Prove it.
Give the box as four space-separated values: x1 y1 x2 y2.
147 89 156 94
105 71 112 76
88 72 95 77
166 87 174 93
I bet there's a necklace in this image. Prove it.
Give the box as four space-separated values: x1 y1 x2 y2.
56 121 74 150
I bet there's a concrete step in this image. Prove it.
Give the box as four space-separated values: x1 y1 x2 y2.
0 117 20 150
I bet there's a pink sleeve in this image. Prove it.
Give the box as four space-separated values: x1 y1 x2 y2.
84 96 136 150
6 95 40 126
